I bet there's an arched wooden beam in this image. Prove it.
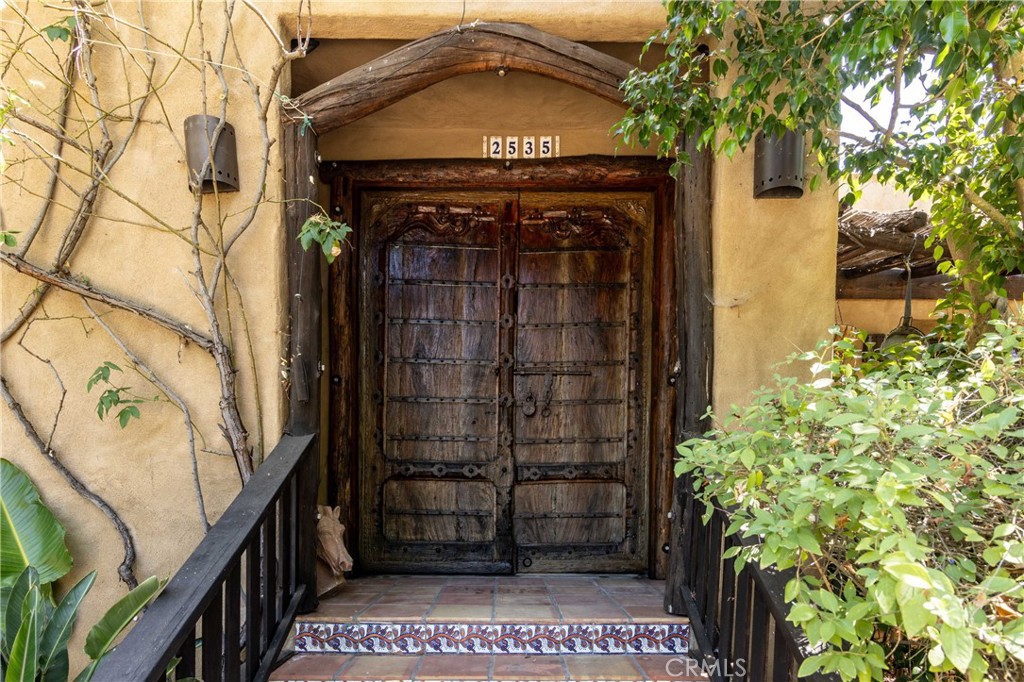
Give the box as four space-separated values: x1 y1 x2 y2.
287 22 635 134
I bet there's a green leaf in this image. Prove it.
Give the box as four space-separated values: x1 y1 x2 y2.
938 624 973 673
883 562 932 589
7 585 44 682
39 571 96 677
0 460 72 587
722 138 739 159
939 10 967 44
825 413 863 427
2 568 37 660
797 654 824 677
788 602 816 623
81 576 165 666
117 406 141 429
42 649 70 682
42 25 71 42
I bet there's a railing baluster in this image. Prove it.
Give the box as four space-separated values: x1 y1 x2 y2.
772 620 793 681
702 512 723 634
175 626 197 680
748 588 769 682
693 520 708 619
717 538 737 674
281 477 295 603
296 437 318 613
202 585 224 682
263 504 278 648
732 570 752 674
245 539 263 681
224 562 242 682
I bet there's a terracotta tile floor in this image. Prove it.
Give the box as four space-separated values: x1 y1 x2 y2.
301 574 676 625
271 652 710 681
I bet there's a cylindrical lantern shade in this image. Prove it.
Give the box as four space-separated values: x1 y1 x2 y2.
753 130 804 198
184 114 239 193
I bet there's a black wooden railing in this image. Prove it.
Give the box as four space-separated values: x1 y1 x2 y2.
94 433 319 682
667 474 838 682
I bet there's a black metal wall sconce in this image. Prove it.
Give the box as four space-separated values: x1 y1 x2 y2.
753 129 804 198
184 114 239 193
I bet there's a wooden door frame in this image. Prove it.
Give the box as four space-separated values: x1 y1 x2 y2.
321 156 691 576
280 22 714 579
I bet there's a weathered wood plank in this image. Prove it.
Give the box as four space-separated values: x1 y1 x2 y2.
327 179 358 541
664 134 714 612
321 156 672 188
289 23 633 134
651 183 677 579
284 127 321 435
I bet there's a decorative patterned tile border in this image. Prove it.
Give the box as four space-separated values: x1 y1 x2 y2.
292 621 689 656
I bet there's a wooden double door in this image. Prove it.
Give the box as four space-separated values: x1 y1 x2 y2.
358 190 653 573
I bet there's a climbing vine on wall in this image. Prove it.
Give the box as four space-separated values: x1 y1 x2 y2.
1 0 314 588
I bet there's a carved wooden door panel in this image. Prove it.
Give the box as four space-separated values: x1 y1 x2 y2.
512 193 651 572
358 191 515 572
358 190 651 573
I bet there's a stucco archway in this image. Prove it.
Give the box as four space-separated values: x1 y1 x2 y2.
280 23 713 578
288 22 635 135
282 22 658 434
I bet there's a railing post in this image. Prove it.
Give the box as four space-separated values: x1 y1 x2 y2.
295 435 319 613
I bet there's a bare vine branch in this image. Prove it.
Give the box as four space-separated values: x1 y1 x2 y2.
0 253 217 352
85 301 211 532
1 376 139 589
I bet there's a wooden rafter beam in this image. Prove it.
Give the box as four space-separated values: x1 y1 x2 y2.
837 270 1024 299
287 22 633 134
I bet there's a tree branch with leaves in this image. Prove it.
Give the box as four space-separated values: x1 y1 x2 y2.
620 0 1024 341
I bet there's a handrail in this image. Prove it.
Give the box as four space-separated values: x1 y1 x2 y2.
666 473 839 682
94 433 319 682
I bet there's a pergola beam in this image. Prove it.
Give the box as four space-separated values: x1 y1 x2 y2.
837 270 1024 299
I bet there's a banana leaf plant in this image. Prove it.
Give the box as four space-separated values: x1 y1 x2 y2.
0 459 164 682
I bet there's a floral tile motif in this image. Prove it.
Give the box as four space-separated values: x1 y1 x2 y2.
293 621 688 655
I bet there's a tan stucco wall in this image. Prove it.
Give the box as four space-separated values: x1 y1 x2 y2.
2 0 840 665
710 150 839 414
2 1 293 665
837 299 941 335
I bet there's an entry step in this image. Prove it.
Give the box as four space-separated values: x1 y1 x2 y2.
294 621 689 655
271 652 710 681
292 575 689 656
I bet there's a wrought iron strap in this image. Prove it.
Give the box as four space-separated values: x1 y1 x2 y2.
388 317 495 326
390 460 493 479
388 434 495 442
388 278 497 287
517 462 623 481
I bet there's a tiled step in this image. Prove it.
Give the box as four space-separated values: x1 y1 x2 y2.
291 575 690 656
271 652 710 682
294 621 689 655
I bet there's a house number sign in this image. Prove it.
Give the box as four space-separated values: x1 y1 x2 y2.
483 135 560 159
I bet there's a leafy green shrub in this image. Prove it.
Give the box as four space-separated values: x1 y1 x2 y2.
0 459 163 681
677 320 1024 681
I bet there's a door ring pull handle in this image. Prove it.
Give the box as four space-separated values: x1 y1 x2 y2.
522 393 537 417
